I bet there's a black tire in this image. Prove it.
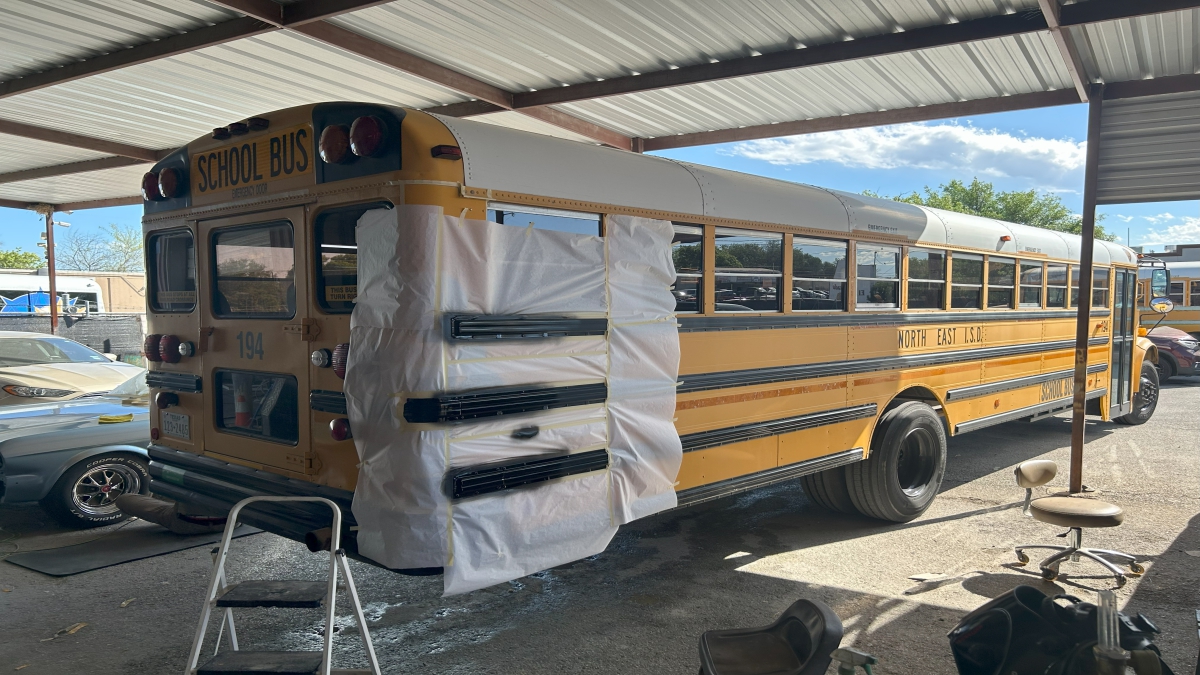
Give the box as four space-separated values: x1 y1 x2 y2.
847 401 946 523
42 453 150 528
1116 360 1159 426
800 466 859 515
1156 354 1177 382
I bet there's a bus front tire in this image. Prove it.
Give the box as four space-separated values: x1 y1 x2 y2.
800 466 859 515
847 401 946 523
1116 361 1159 426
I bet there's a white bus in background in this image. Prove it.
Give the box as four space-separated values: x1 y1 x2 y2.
0 273 106 314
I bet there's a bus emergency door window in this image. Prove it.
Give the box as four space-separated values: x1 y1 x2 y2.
148 229 197 312
856 244 900 309
906 248 945 310
714 227 783 313
314 202 392 313
671 224 703 313
215 370 299 444
1046 264 1068 308
1019 262 1044 307
987 257 1016 309
951 253 983 309
212 222 296 319
487 205 600 236
793 237 846 311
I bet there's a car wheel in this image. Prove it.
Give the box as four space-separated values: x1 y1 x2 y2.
800 466 860 515
1116 361 1160 426
846 402 947 523
1156 355 1177 382
42 454 150 528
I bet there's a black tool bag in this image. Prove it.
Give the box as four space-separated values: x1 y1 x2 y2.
947 585 1174 675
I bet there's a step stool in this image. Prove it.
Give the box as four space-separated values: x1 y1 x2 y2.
184 496 381 675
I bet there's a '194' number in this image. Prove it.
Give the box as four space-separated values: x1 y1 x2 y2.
236 331 264 360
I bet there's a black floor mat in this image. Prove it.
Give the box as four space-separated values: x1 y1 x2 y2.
4 524 259 576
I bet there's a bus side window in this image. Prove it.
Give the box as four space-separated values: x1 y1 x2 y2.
1019 261 1043 308
714 227 783 313
793 237 847 311
671 223 703 313
1046 264 1068 308
906 248 945 310
147 229 197 313
487 203 600 236
856 243 900 309
314 201 392 314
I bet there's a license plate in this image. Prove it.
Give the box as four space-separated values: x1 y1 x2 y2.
162 411 191 440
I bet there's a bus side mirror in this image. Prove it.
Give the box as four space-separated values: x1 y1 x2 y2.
1150 269 1169 298
1150 297 1173 314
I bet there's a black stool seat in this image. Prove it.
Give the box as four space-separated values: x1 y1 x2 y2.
698 598 843 675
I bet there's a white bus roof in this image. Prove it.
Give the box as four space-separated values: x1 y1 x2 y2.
432 111 1135 268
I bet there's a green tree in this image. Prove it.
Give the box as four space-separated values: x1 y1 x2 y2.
0 247 43 269
865 178 1116 242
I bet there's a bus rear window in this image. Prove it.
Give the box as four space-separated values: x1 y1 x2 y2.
487 203 600 236
212 222 295 319
215 370 299 445
148 229 196 312
315 202 392 313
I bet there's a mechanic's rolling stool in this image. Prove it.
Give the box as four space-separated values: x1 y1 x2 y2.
1012 460 1144 587
698 598 843 675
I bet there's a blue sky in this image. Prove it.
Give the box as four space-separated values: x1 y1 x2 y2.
1 103 1197 255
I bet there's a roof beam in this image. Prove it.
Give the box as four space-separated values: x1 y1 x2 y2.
204 0 393 27
1103 72 1200 99
0 197 31 210
0 156 150 185
641 90 1080 152
0 119 167 162
1058 0 1200 26
57 196 143 211
1038 0 1091 103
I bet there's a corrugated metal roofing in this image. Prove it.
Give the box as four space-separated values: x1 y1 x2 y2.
0 0 1196 207
1096 89 1200 204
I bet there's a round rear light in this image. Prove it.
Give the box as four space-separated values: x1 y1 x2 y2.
158 167 183 199
319 124 352 164
144 334 164 362
156 392 179 409
330 418 353 441
350 116 385 157
159 335 181 364
151 428 160 440
141 172 163 201
332 343 349 379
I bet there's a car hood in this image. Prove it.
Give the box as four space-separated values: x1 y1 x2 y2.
0 362 143 393
0 398 150 454
1148 326 1194 342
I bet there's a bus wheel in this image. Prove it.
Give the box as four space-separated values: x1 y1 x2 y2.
800 466 859 515
1116 361 1160 426
847 401 946 523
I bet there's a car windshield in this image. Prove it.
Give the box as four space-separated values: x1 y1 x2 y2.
0 337 111 367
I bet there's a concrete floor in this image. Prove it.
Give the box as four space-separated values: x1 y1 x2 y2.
2 379 1198 674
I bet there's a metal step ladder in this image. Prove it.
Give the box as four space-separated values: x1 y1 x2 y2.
184 496 381 675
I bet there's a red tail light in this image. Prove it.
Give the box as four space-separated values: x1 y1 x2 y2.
141 172 164 201
227 121 248 136
247 117 270 131
144 334 164 362
158 167 184 199
330 418 352 441
350 116 385 157
151 427 160 440
212 127 232 140
319 124 352 164
159 335 181 364
332 343 349 379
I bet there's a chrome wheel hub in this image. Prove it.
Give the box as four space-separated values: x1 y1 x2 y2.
72 463 141 516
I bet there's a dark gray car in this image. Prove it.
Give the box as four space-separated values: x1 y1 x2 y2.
0 397 149 527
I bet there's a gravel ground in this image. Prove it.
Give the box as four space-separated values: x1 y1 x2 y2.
2 378 1197 674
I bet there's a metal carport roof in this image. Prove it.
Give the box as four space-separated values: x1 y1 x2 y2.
0 0 1198 210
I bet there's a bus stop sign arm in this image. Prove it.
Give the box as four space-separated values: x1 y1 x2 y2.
1070 82 1105 495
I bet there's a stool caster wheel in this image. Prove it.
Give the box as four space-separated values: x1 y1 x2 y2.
1115 575 1127 589
1040 567 1058 581
1014 551 1029 566
1128 562 1145 576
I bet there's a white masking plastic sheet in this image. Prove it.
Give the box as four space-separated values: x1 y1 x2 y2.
345 206 681 594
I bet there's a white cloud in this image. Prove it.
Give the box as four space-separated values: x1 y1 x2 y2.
1138 216 1200 246
1113 214 1135 223
727 122 1086 189
1142 212 1177 225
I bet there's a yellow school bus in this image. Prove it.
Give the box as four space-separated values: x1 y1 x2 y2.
1140 261 1200 339
140 103 1159 571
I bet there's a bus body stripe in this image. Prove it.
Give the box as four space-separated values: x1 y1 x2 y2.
678 308 1111 333
678 336 1110 394
679 403 877 452
944 363 1108 401
674 448 865 509
955 389 1107 434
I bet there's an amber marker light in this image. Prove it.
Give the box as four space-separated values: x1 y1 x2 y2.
141 172 163 201
431 145 462 160
319 124 353 164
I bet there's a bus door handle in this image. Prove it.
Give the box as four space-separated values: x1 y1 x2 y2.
283 318 321 341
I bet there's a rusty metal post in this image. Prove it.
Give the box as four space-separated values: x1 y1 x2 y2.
1069 83 1105 494
44 210 59 334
